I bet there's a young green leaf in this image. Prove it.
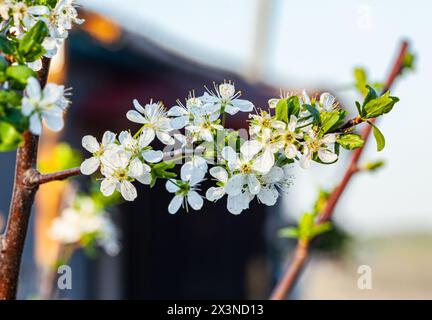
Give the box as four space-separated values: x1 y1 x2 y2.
303 104 321 124
353 67 368 96
287 95 300 118
275 98 288 123
321 110 346 133
6 65 37 89
363 91 399 119
0 121 23 151
367 120 385 151
18 20 48 61
336 133 364 150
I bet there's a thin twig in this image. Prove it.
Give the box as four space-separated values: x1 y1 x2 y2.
270 41 409 300
31 167 81 185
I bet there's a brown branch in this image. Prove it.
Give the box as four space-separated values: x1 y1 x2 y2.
0 57 51 300
30 167 81 185
270 40 409 300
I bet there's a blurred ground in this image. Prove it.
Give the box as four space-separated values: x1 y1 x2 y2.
299 235 432 299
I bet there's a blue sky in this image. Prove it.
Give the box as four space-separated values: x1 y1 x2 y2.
82 0 432 235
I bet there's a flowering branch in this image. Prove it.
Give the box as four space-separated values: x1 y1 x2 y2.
0 0 84 300
269 40 410 300
0 58 50 300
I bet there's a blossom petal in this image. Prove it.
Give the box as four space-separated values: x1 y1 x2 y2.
233 99 254 112
321 134 337 144
126 110 146 124
120 180 137 201
168 195 183 214
187 191 203 210
139 128 156 148
225 174 245 196
101 177 117 196
170 116 189 129
299 147 311 169
102 131 116 146
82 135 100 153
224 104 239 115
25 77 41 100
42 83 63 104
262 166 284 184
206 187 225 201
128 158 144 178
136 172 151 185
142 150 163 163
288 115 298 132
80 157 100 175
320 92 335 111
241 140 263 162
252 148 274 174
28 5 50 15
285 144 297 159
318 149 338 163
209 166 228 183
167 106 187 117
247 174 261 195
166 180 180 193
29 113 42 135
227 192 251 215
21 99 35 116
43 113 64 132
257 186 279 206
133 99 145 113
221 146 238 164
156 131 175 145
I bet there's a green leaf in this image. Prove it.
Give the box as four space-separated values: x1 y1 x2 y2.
355 101 362 116
363 91 399 119
353 67 368 96
368 121 385 151
320 110 346 133
303 104 321 124
311 222 332 238
6 65 37 89
362 160 385 172
0 55 8 71
336 133 365 150
278 227 299 239
0 35 16 55
150 161 177 187
18 20 48 61
275 98 288 123
362 85 378 108
287 95 300 118
0 121 23 151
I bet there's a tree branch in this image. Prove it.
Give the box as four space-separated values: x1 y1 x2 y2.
30 167 81 185
270 40 409 300
0 57 51 300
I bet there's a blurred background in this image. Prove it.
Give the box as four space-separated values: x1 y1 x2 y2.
1 0 431 299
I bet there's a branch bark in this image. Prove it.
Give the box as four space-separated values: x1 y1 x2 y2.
0 58 51 300
31 167 81 185
270 40 409 300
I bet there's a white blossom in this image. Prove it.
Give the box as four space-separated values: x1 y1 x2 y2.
186 116 223 142
165 171 203 214
21 77 69 135
80 131 117 175
50 196 119 256
168 96 205 129
100 149 142 201
201 82 254 117
300 131 338 169
126 99 174 145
